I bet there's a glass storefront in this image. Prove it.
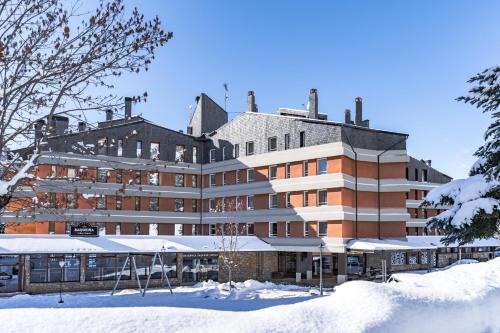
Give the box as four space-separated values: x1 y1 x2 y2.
182 253 218 283
86 254 131 281
31 254 80 283
0 255 19 292
135 254 177 280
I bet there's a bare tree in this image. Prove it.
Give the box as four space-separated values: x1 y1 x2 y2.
0 0 172 211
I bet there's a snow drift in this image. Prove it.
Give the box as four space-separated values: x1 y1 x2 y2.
1 258 500 333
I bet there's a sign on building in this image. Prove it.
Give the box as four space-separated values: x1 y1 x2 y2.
70 223 99 237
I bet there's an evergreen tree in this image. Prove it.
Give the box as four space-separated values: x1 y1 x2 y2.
422 66 500 245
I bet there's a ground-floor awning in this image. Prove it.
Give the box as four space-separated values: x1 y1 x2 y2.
0 235 275 254
347 238 438 251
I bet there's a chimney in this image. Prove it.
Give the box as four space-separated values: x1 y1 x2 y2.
47 115 68 136
124 97 132 119
187 126 193 135
308 88 318 119
355 97 363 125
426 160 432 167
106 109 113 121
78 121 86 132
344 109 354 124
247 91 258 112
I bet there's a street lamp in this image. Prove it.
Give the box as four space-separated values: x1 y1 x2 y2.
319 243 324 296
58 260 65 304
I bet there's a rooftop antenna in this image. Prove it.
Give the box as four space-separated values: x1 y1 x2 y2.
223 82 229 112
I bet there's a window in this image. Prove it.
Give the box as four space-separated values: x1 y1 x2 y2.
209 149 216 163
96 196 106 209
222 172 226 186
284 134 290 150
66 193 76 209
286 192 291 208
48 192 57 208
116 170 123 183
209 174 216 187
236 170 240 184
268 137 277 152
135 171 141 184
149 172 159 185
175 174 184 187
116 196 122 210
30 254 81 283
269 165 277 180
135 223 141 235
286 222 291 237
414 168 418 181
234 144 240 158
192 147 197 163
269 222 278 237
97 168 108 182
68 168 77 178
149 224 158 236
269 194 278 209
317 158 327 175
247 224 255 235
318 221 327 237
299 131 305 147
303 161 309 176
135 197 141 211
150 142 160 160
317 190 327 206
85 254 130 281
117 139 123 157
192 200 198 213
174 198 184 212
97 137 107 155
149 197 159 211
222 146 227 160
136 140 142 158
391 251 406 265
191 175 197 188
303 191 309 207
419 251 428 265
405 167 409 180
304 222 309 237
175 145 185 162
285 163 290 178
247 168 254 183
423 169 428 182
209 199 216 212
246 196 254 210
116 223 121 235
209 224 216 235
246 141 254 156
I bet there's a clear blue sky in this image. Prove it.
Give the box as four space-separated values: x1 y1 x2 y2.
110 0 500 179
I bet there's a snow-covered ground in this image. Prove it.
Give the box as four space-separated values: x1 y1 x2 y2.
2 259 500 333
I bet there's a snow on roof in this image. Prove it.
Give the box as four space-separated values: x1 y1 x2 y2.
0 235 275 254
406 236 500 248
347 238 436 251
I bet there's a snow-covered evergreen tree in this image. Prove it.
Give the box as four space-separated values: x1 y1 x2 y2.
422 66 500 245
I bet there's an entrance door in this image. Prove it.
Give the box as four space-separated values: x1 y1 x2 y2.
0 255 20 293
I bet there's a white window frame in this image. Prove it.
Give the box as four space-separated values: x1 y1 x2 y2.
246 196 254 210
285 163 290 179
209 199 216 212
269 165 277 180
286 192 291 208
209 149 216 163
268 136 277 152
269 194 278 209
317 158 327 175
269 222 278 237
318 221 327 237
317 189 327 206
286 221 291 237
209 174 216 187
246 141 254 156
247 168 254 183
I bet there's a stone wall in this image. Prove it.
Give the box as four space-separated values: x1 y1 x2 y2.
218 251 278 283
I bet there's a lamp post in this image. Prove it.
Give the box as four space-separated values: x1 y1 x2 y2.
319 243 324 296
58 260 65 304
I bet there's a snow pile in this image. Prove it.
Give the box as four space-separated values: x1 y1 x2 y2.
423 174 500 227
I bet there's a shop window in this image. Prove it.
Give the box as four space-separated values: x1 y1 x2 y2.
135 254 176 280
182 254 218 283
96 168 108 182
85 254 131 281
269 194 278 209
269 222 278 237
391 251 406 265
149 172 159 185
150 142 160 160
317 158 327 175
317 189 327 206
246 141 254 156
269 165 277 180
175 174 184 187
174 198 184 212
247 168 254 183
268 136 277 152
149 197 159 211
30 254 81 283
